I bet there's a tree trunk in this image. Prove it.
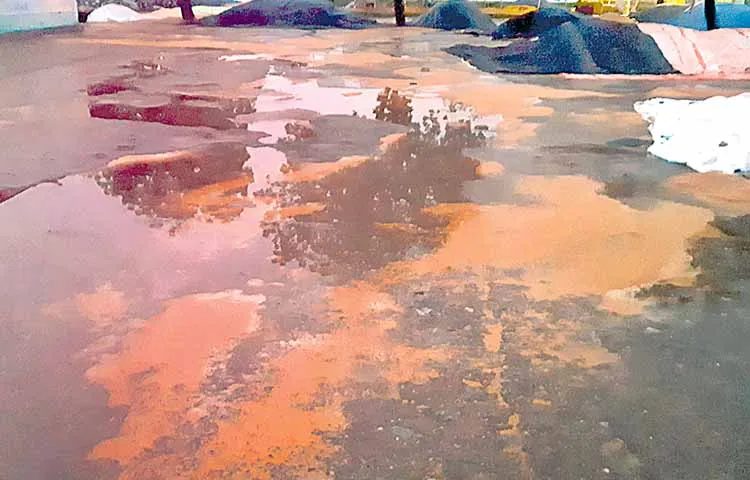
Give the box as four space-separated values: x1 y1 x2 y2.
705 0 717 30
394 0 406 26
177 0 197 23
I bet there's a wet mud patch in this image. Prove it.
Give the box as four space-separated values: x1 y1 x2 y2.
493 288 631 480
592 284 750 480
691 214 750 294
501 356 633 480
331 366 526 480
600 173 663 207
327 274 631 480
607 137 652 149
390 279 488 348
478 230 750 480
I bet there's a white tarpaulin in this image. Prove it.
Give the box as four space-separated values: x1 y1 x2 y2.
638 23 750 77
86 3 142 22
635 93 750 174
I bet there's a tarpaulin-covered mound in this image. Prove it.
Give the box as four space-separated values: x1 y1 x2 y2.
201 0 376 28
634 3 750 30
447 15 676 74
637 23 750 76
632 5 686 24
87 3 143 22
635 93 750 174
411 0 497 33
492 7 579 39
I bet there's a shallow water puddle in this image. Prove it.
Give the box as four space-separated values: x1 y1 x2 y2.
251 72 500 142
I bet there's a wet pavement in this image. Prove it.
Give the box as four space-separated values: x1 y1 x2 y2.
2 20 750 480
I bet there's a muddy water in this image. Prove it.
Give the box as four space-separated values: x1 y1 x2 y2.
2 21 750 480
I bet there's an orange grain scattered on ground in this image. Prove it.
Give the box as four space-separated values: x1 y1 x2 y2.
106 151 186 169
170 174 255 221
196 282 449 479
569 109 646 130
476 161 505 177
75 284 129 328
284 155 370 183
265 202 327 221
312 51 405 69
379 132 407 151
666 172 750 215
374 222 426 235
647 86 750 99
446 83 613 118
311 26 427 44
483 324 504 353
86 291 263 467
498 409 532 480
359 66 478 90
443 83 613 147
495 118 540 148
599 288 647 316
399 175 712 307
504 309 619 368
521 327 619 368
40 284 130 332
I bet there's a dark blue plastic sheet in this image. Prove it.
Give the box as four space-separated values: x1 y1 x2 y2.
201 0 376 28
447 13 677 74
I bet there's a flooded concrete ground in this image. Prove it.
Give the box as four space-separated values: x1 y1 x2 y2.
2 20 750 480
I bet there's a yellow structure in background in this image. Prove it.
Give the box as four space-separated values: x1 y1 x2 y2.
351 0 745 20
482 5 538 18
574 0 620 14
577 0 744 15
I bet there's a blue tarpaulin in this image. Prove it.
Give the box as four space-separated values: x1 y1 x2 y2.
634 4 750 30
492 7 579 39
447 14 676 74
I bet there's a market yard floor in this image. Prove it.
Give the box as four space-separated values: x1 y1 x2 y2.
2 20 750 480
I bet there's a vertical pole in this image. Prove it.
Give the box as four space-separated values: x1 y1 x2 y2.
177 0 196 23
394 0 406 26
705 0 717 30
